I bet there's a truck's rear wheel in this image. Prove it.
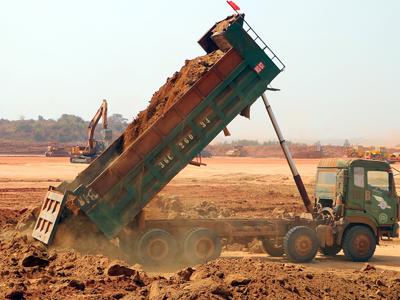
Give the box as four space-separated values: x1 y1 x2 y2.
183 228 221 265
319 245 341 256
136 229 177 266
342 225 376 262
284 226 318 263
261 238 284 257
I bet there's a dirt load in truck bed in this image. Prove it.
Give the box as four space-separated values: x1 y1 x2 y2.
212 14 238 34
122 50 224 150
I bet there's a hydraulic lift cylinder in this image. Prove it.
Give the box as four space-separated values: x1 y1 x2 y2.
261 93 314 214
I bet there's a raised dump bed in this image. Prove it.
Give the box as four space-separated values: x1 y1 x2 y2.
33 14 284 244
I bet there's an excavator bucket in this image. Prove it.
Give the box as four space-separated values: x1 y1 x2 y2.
32 187 67 244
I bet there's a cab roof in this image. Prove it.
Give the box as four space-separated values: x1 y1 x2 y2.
318 158 389 169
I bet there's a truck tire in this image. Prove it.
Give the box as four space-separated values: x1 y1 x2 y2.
261 238 284 257
283 226 318 263
319 245 341 256
342 225 376 262
136 229 177 266
183 228 221 265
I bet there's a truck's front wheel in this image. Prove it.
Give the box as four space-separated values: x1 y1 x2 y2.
136 229 177 267
342 225 376 262
283 226 318 263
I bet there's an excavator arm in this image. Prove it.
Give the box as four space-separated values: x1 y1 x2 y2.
88 99 108 151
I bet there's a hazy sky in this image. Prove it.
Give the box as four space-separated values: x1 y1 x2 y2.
1 1 399 145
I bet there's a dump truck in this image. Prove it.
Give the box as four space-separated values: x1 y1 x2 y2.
32 13 399 267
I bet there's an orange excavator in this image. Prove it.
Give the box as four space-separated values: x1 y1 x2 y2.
70 99 112 163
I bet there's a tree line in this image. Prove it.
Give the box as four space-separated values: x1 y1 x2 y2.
0 114 129 143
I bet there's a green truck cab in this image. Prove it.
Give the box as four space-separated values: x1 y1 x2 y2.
315 158 399 261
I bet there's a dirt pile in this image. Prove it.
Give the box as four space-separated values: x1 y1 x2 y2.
149 196 233 219
1 209 400 299
190 200 233 219
0 231 150 299
122 50 224 150
159 258 400 299
0 209 21 230
207 144 348 158
222 239 265 253
2 231 399 300
212 15 238 34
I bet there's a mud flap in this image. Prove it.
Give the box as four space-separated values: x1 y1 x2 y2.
32 187 67 245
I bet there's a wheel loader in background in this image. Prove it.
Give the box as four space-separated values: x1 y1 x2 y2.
347 145 399 164
70 99 113 163
364 146 389 161
32 11 399 268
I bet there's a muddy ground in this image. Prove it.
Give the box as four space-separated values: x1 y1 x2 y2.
1 156 400 299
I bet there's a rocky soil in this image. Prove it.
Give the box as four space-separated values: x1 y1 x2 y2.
1 208 400 299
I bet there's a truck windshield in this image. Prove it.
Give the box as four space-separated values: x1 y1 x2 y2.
317 171 336 186
367 171 389 192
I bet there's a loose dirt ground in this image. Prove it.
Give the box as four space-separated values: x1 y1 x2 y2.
1 156 400 299
0 156 318 214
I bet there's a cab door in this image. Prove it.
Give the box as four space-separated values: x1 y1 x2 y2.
347 166 366 212
365 170 397 225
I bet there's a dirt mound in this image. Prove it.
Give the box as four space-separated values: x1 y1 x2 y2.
160 258 400 299
191 200 233 218
122 50 224 150
149 196 233 219
207 144 348 158
2 226 399 300
0 209 20 230
212 15 238 34
1 209 400 299
222 239 266 253
0 232 150 299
